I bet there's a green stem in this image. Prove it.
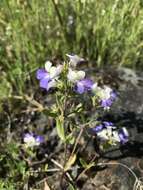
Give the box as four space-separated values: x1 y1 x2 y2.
51 0 67 39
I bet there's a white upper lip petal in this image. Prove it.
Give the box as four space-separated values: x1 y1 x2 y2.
67 69 85 83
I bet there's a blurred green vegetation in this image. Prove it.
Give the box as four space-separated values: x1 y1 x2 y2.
0 0 143 103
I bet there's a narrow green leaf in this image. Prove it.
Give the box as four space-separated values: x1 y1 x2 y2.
56 116 65 142
64 154 76 171
79 158 88 168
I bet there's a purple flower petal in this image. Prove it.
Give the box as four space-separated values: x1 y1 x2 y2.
76 82 85 94
36 69 48 80
103 121 113 127
101 99 113 108
118 133 128 144
81 79 94 90
110 91 117 101
118 128 129 144
103 121 116 130
40 76 50 89
92 124 104 133
75 79 93 94
35 135 44 143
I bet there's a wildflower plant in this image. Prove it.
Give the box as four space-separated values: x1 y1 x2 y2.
36 54 129 152
34 54 130 188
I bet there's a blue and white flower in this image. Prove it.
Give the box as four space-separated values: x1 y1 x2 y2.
75 79 94 94
23 133 44 147
67 68 93 94
66 54 85 67
36 61 63 91
90 122 129 145
91 122 116 141
92 85 117 109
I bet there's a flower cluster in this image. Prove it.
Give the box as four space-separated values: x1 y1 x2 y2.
36 54 117 110
23 133 44 147
91 121 129 144
66 54 117 109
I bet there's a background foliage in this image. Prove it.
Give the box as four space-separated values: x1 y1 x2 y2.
0 0 143 103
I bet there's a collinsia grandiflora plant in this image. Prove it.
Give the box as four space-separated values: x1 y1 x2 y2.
35 54 129 149
24 54 130 187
